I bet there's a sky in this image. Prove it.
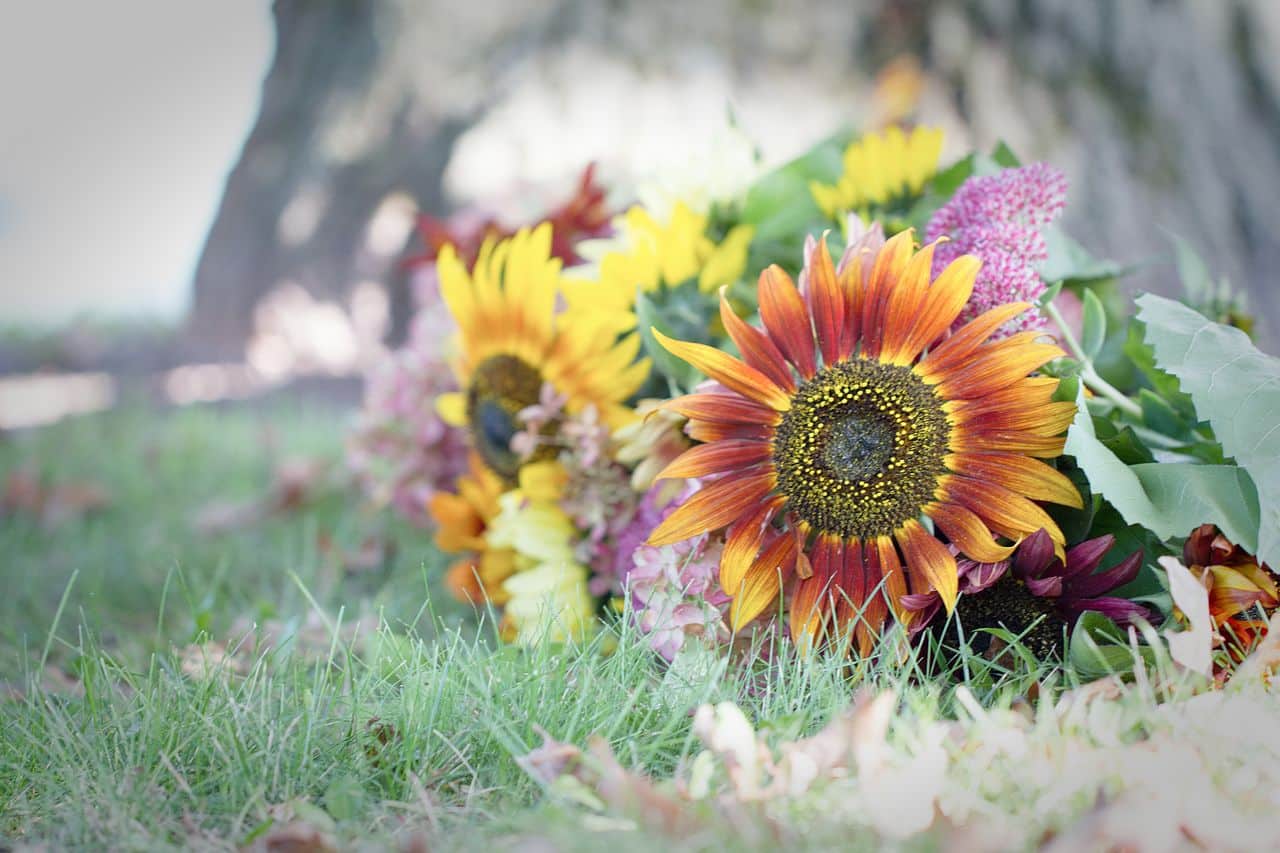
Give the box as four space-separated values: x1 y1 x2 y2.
0 1 272 326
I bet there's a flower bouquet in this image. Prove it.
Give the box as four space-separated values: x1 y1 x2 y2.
352 125 1278 678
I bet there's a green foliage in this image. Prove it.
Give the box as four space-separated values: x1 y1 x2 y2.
739 132 846 243
1135 293 1280 565
1064 389 1260 549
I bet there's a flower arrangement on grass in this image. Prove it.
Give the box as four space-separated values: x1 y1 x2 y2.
352 126 1279 684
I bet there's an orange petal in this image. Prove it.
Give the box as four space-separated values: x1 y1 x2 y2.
789 561 831 645
719 289 797 392
858 540 890 656
918 301 1031 377
730 532 797 630
944 475 1066 545
647 469 776 546
897 518 958 614
661 392 781 426
878 241 936 365
656 439 773 481
720 498 783 594
861 230 916 360
933 336 1065 400
874 536 910 624
944 453 1083 509
926 500 1014 563
686 420 776 443
805 235 845 367
949 428 1066 458
950 400 1078 436
892 252 980 365
652 329 792 411
758 265 817 379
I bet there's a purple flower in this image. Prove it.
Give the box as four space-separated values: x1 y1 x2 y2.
926 163 1067 337
903 529 1149 657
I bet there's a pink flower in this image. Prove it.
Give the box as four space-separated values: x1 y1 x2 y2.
622 483 729 661
926 163 1067 337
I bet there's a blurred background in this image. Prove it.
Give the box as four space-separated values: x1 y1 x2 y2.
2 0 1278 418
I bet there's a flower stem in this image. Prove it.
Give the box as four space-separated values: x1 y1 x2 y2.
1043 300 1143 419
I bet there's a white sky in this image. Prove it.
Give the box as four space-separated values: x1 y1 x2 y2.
0 1 272 326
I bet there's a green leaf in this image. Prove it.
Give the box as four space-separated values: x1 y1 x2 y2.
1045 462 1095 543
1135 293 1280 566
990 139 1023 168
1079 288 1107 362
1123 322 1197 419
1064 390 1261 549
634 290 702 393
1040 225 1126 285
740 133 846 242
1068 611 1156 679
1166 232 1215 305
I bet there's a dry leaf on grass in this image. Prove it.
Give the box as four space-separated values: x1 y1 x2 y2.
1 468 109 528
1161 555 1215 676
240 821 338 853
193 457 330 536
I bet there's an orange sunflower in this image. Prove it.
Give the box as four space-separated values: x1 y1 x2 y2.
429 451 516 605
646 231 1082 652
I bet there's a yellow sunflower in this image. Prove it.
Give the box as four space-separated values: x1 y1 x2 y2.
428 451 516 605
435 224 649 483
646 231 1081 653
810 125 944 219
562 202 755 334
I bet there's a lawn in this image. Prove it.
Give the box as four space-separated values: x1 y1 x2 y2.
2 401 1277 850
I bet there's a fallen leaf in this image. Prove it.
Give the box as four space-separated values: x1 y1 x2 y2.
241 821 338 853
1 468 109 528
516 727 582 785
1161 555 1215 676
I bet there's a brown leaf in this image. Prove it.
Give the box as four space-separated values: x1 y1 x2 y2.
241 821 338 853
586 735 702 837
516 727 583 785
1 468 110 528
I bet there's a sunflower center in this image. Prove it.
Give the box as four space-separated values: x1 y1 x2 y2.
772 358 950 540
467 355 547 482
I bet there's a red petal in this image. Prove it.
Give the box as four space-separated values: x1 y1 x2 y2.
758 265 817 379
656 439 772 480
719 290 797 392
662 392 780 426
804 235 844 367
647 469 775 546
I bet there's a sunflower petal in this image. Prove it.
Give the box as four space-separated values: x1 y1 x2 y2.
721 498 783 594
652 329 792 411
805 235 845 367
897 518 959 614
945 475 1066 546
918 301 1031 378
874 536 910 624
861 230 915 360
878 241 936 365
894 252 981 363
647 469 775 546
656 439 772 481
758 265 817 378
730 533 797 629
661 392 781 426
934 336 1065 399
436 391 468 426
719 289 796 392
945 453 1083 509
926 500 1015 563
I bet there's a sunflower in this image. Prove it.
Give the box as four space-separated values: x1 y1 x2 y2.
562 202 755 335
434 224 649 483
646 231 1082 652
428 452 516 605
1182 524 1278 663
810 125 944 220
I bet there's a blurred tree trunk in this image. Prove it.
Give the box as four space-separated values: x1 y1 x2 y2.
184 0 565 358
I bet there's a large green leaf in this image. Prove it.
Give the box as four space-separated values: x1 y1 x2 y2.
1063 391 1261 550
1134 293 1280 565
739 134 846 242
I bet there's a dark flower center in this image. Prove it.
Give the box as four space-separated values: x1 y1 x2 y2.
467 355 550 482
771 358 951 540
952 574 1067 660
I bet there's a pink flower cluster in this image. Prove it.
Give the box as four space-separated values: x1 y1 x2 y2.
622 484 729 661
347 273 467 525
926 162 1067 336
513 392 642 596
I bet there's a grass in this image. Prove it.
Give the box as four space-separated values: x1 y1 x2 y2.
0 400 1270 850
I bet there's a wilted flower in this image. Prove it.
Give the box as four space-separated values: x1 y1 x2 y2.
613 399 691 494
904 529 1147 658
404 163 611 270
926 162 1067 337
1182 523 1279 663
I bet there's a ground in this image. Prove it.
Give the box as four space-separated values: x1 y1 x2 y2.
1 401 1276 851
